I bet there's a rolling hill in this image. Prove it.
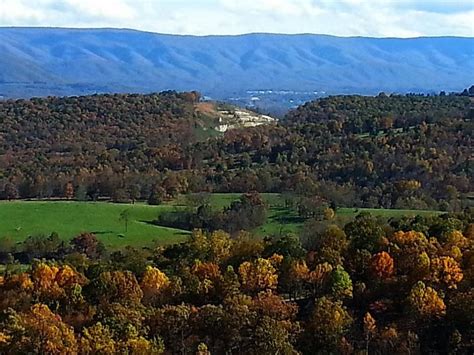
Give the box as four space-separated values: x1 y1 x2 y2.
0 27 473 100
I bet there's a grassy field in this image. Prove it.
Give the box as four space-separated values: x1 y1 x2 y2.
0 201 189 248
0 194 442 248
176 193 442 237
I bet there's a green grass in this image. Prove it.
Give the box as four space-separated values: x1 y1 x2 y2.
336 207 441 218
0 195 443 248
179 193 443 238
0 201 189 248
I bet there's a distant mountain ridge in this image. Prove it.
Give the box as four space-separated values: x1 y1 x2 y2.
0 27 473 99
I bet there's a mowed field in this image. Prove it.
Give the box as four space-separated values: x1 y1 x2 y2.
0 201 189 248
0 194 442 248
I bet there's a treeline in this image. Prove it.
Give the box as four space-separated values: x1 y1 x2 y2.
0 92 472 211
0 210 472 353
155 192 267 234
284 93 471 132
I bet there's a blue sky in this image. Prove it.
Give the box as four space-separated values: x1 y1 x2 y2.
0 0 473 37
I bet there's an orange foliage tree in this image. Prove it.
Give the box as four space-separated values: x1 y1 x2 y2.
370 251 394 279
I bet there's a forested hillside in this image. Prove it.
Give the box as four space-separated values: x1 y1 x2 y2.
1 92 472 211
0 92 473 353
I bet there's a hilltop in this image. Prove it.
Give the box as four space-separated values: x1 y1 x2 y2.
0 92 471 212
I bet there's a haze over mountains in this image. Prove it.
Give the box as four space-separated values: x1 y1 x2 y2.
0 27 473 102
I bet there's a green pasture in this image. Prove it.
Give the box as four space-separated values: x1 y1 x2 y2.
0 201 189 248
0 194 442 248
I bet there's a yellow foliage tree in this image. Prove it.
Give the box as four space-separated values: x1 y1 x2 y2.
305 297 353 351
208 230 233 264
324 207 335 220
96 271 143 304
414 252 431 279
442 230 470 261
308 262 333 292
239 257 278 294
30 262 87 300
79 322 116 354
430 256 463 289
390 230 432 277
392 230 428 247
5 272 33 291
31 262 60 292
0 332 10 345
269 253 284 266
196 343 211 355
290 260 310 282
363 312 377 352
363 312 376 335
0 303 78 354
119 336 164 354
408 281 446 318
140 266 170 303
191 261 223 296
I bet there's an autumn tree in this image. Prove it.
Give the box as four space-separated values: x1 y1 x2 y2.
287 260 310 298
429 256 463 289
148 185 166 205
307 262 333 297
79 322 117 354
88 271 143 305
148 304 196 354
140 266 170 305
0 303 78 354
330 265 353 299
370 251 394 279
70 232 105 259
408 281 446 318
65 182 74 200
389 230 431 277
302 297 353 353
30 261 86 302
3 183 19 201
302 224 348 265
363 312 377 352
238 257 279 294
345 213 384 252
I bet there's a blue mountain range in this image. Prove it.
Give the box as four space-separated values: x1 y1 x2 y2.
0 27 473 99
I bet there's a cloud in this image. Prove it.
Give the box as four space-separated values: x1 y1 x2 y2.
0 0 472 37
61 0 136 20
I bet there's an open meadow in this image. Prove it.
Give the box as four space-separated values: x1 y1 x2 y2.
0 194 442 248
0 201 189 248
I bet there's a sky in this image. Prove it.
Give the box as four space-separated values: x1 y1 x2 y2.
0 0 473 37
